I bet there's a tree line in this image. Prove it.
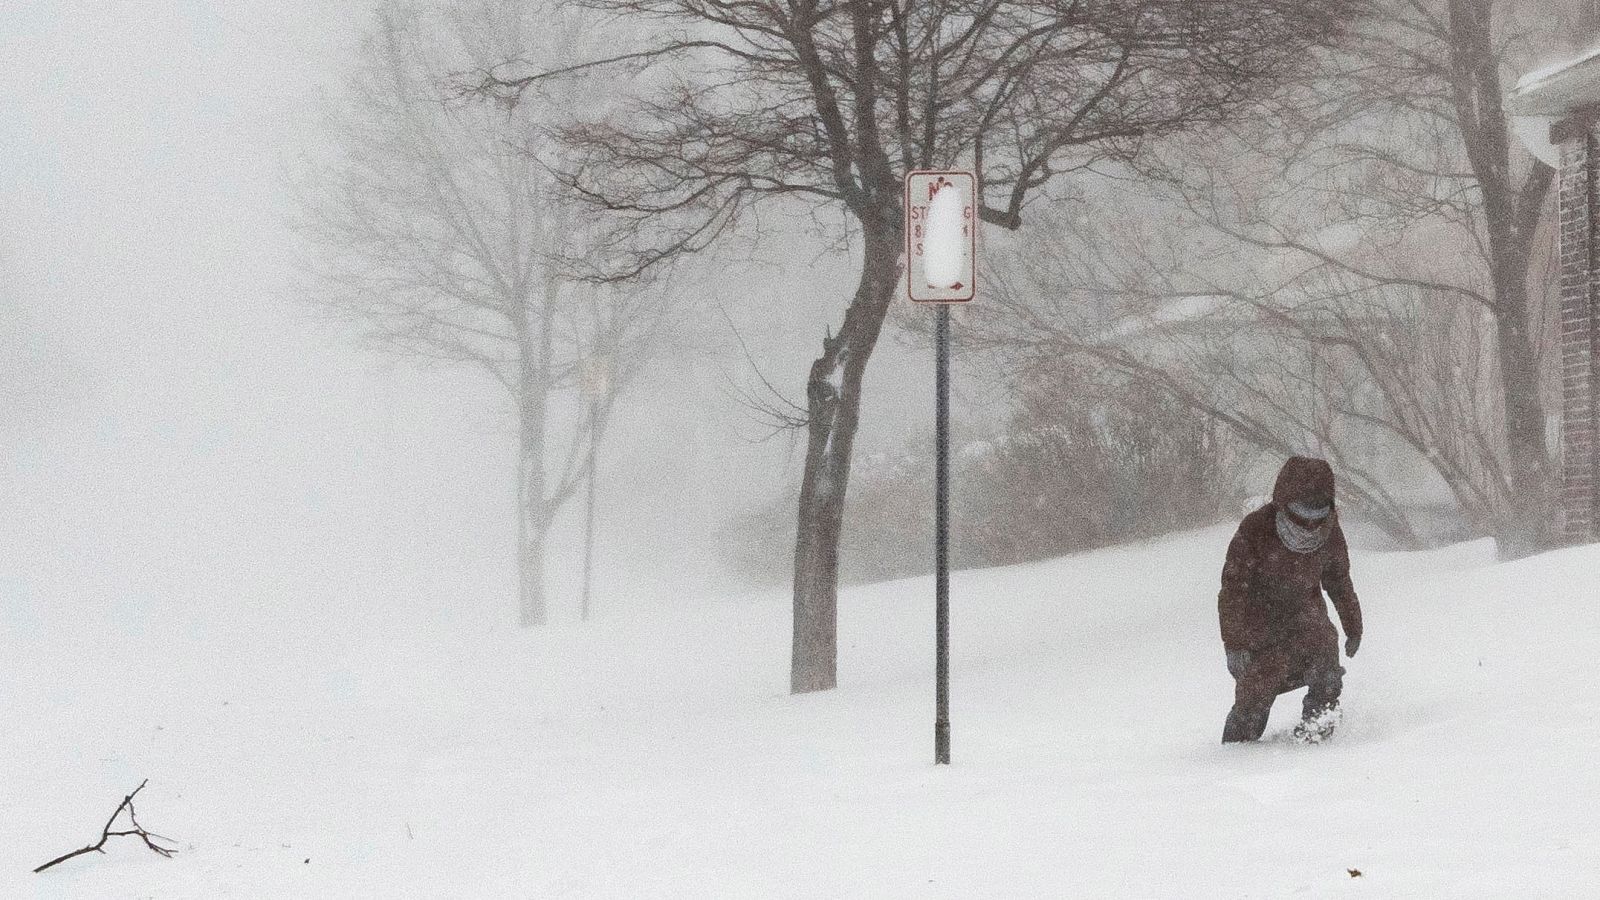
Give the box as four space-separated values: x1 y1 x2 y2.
296 0 1595 693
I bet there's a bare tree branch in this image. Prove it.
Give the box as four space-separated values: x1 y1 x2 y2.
34 781 177 874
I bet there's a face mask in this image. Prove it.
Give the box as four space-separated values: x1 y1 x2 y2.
1276 507 1332 554
1287 500 1330 523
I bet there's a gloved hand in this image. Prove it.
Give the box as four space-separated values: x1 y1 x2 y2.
1345 632 1361 658
1226 650 1251 679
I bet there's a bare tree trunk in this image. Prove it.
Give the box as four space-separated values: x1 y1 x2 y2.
1492 276 1555 557
791 223 901 694
1448 0 1556 557
521 425 553 624
1488 162 1557 556
581 396 600 622
517 399 549 627
517 280 557 627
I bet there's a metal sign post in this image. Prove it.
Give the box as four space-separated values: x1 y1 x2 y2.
906 171 976 766
933 301 951 765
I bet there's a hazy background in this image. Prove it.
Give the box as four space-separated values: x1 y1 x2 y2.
3 6 1596 895
0 1 943 630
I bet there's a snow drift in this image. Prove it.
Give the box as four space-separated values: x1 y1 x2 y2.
3 527 1595 897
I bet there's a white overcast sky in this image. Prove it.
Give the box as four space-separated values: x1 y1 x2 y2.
1 2 954 625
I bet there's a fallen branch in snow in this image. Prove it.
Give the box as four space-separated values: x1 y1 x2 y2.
33 780 177 873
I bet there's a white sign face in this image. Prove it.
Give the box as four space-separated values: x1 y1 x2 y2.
906 171 976 303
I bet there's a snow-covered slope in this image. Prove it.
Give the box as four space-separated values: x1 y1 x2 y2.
4 528 1595 897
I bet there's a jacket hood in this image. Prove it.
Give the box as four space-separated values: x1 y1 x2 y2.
1271 456 1336 509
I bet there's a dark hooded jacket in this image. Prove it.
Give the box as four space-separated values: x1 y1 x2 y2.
1218 457 1362 657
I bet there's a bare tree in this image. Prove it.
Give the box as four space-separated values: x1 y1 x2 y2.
473 0 1357 692
1175 0 1563 556
978 204 1541 549
295 0 664 625
981 0 1575 557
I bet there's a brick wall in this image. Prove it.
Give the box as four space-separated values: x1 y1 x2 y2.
1558 130 1599 542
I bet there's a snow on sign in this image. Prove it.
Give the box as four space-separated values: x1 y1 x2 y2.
906 171 976 302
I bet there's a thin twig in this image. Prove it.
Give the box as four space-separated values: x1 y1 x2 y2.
34 780 177 874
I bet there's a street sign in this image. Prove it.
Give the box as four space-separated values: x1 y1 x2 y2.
906 171 976 303
905 171 974 766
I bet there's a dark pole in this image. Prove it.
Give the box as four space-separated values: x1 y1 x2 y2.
935 302 951 765
581 399 598 622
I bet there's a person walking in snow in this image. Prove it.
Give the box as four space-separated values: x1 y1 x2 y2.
1218 456 1363 743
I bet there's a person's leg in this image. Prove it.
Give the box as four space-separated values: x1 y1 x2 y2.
1223 699 1272 743
1223 649 1290 743
1296 635 1345 741
1301 662 1343 720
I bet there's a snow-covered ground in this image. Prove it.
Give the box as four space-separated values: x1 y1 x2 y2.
4 527 1596 897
